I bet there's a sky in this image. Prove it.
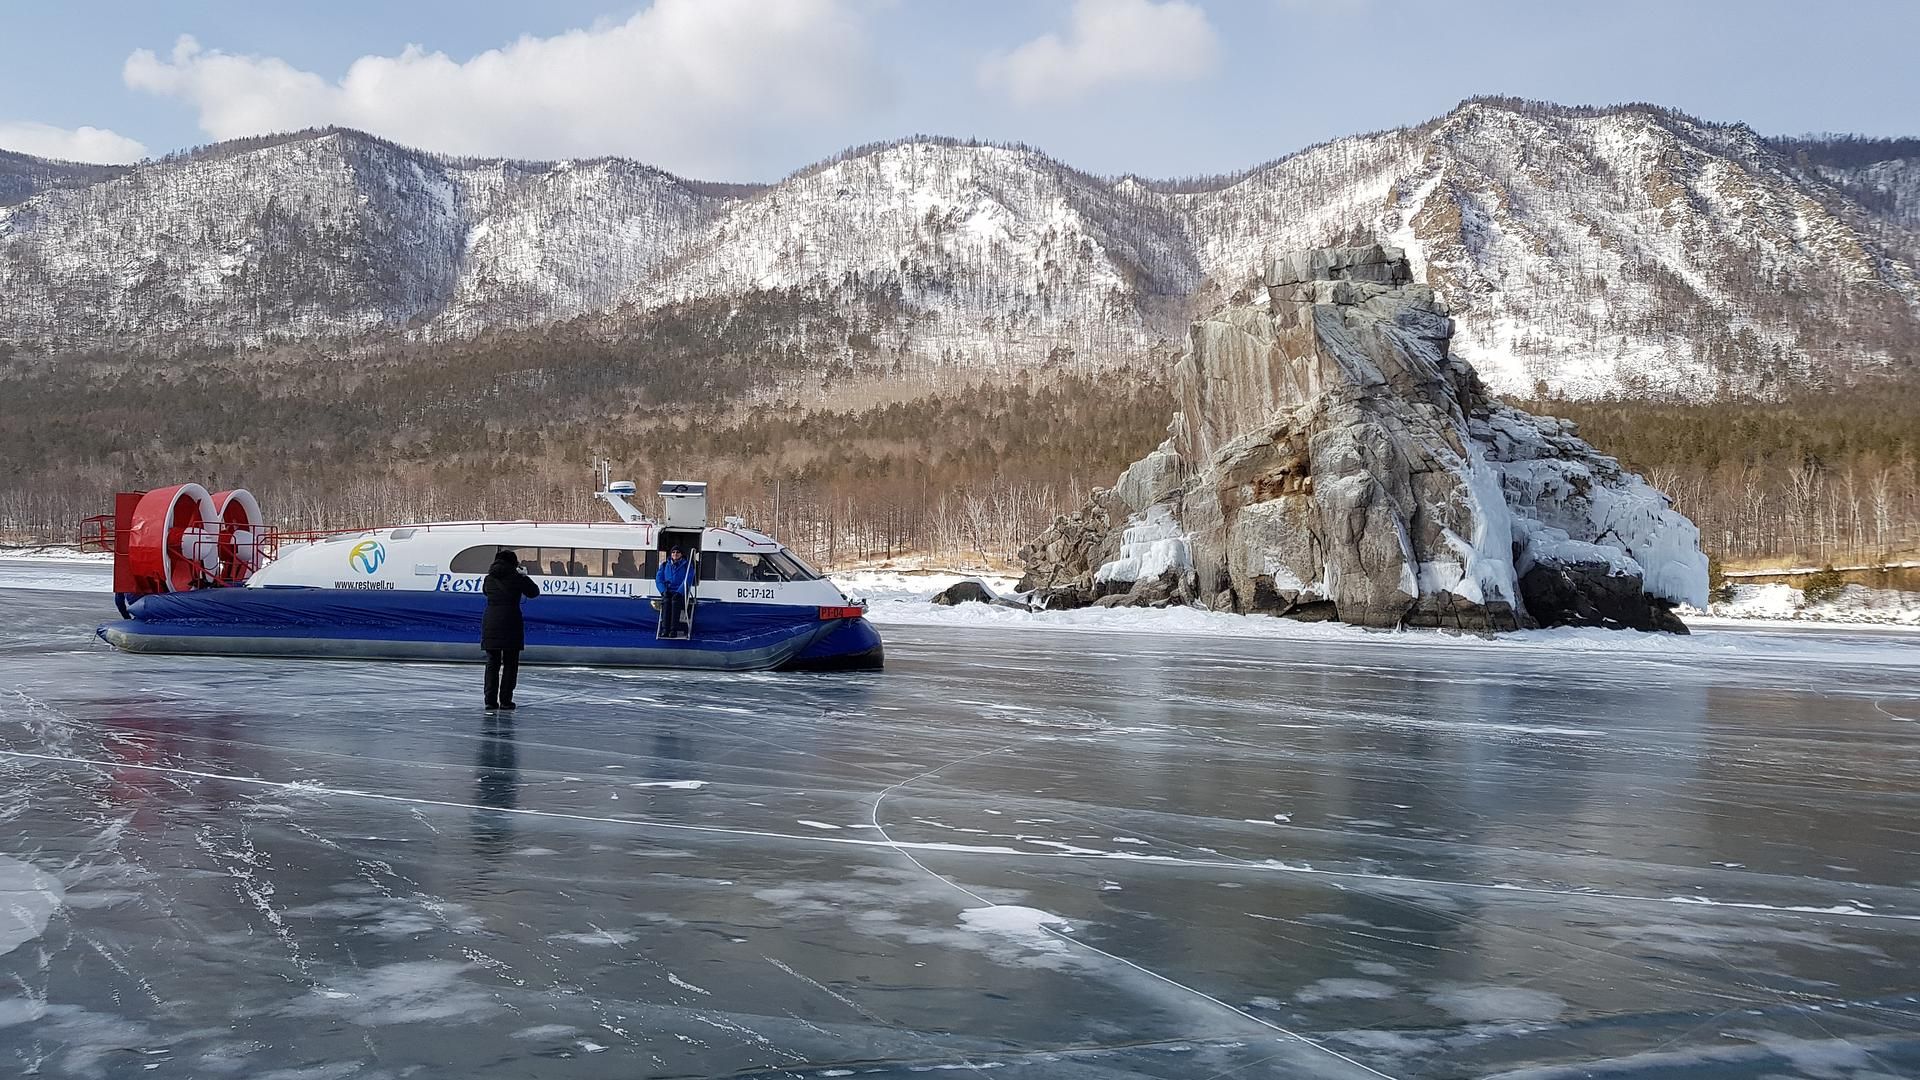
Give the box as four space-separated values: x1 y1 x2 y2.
1 0 1916 181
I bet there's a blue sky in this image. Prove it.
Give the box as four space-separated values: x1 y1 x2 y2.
2 0 1915 180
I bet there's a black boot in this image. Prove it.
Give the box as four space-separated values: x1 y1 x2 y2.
485 649 503 710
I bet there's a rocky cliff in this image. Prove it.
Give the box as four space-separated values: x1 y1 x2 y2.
1018 244 1709 632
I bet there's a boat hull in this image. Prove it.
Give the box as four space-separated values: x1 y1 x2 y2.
98 589 883 672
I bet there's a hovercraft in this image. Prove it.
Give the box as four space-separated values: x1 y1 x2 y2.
86 472 882 672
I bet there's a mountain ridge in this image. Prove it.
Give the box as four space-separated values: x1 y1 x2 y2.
4 98 1918 399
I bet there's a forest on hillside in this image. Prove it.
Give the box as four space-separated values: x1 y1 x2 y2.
2 303 1916 571
1525 389 1920 568
0 319 1171 567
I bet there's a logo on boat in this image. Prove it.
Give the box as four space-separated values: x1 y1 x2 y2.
348 540 386 574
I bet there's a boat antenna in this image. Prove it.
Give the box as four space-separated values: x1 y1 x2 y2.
593 458 646 524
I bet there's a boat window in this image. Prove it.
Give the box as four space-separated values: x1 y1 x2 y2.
452 545 656 578
534 548 593 576
704 551 792 582
765 551 819 581
450 545 503 573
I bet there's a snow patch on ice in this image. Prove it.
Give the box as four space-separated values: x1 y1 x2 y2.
0 856 63 957
288 961 500 1025
1295 978 1399 1003
1595 921 1885 962
957 905 1074 955
1428 984 1566 1022
667 972 710 996
1325 1029 1439 1056
1021 838 1107 855
549 929 637 947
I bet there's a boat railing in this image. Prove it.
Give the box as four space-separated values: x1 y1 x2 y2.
78 518 659 556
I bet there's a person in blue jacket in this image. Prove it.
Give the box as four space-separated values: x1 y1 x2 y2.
655 546 696 638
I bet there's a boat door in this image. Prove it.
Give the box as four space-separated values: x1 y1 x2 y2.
655 528 700 640
653 483 708 642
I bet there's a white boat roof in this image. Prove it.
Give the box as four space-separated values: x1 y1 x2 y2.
306 520 784 553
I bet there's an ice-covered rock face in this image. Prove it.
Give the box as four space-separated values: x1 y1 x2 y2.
1019 244 1708 631
1094 505 1190 586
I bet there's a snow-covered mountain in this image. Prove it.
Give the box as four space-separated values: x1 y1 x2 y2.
0 150 126 209
1179 101 1920 396
630 141 1203 369
0 132 734 351
3 99 1917 398
1773 135 1920 255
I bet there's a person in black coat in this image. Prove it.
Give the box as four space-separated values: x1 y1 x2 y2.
482 549 540 710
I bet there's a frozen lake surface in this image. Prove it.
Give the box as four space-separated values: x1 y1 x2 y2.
3 561 1920 1078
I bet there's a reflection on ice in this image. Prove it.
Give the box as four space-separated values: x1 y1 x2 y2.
1 578 1919 1077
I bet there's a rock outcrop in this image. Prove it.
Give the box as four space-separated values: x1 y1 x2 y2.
1018 244 1709 631
930 578 1035 610
930 579 997 606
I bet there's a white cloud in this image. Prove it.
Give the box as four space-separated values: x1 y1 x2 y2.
980 0 1220 106
0 121 149 164
123 0 886 178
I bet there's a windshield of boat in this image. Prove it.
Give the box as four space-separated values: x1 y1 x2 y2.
775 550 822 580
703 550 819 582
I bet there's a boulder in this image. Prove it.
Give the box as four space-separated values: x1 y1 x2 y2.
1018 244 1708 633
930 578 1035 611
1029 584 1094 611
930 579 997 606
1518 556 1685 633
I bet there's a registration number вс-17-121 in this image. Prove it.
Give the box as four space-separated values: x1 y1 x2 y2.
733 586 776 599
